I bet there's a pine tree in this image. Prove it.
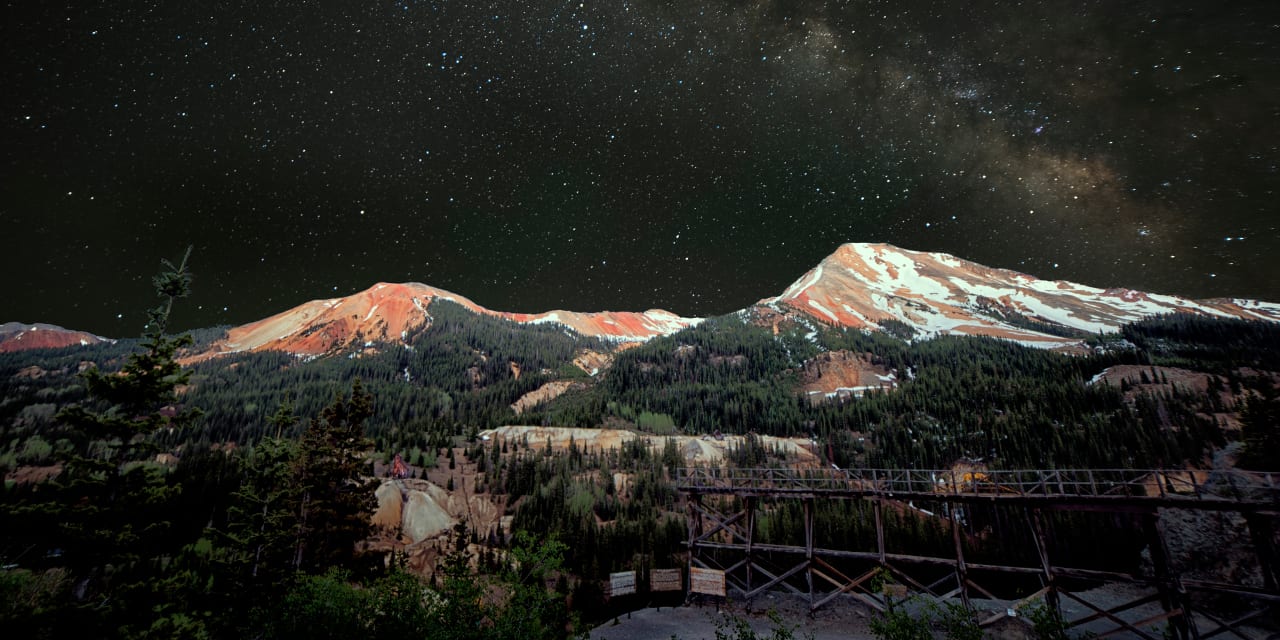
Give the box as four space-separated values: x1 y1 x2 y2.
217 423 301 608
44 247 204 634
1239 393 1280 470
292 380 377 573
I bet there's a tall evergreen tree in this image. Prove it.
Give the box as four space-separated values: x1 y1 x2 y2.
292 380 377 573
42 247 203 635
1239 392 1280 470
215 432 300 626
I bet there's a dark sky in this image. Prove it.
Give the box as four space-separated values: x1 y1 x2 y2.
4 1 1278 336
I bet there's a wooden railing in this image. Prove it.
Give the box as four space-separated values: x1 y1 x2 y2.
676 466 1280 507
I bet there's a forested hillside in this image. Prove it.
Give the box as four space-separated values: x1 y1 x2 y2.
525 310 1276 470
2 264 1278 636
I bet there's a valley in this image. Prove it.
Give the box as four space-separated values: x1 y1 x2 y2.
2 244 1278 638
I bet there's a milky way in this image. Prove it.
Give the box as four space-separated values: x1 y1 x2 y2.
3 1 1277 335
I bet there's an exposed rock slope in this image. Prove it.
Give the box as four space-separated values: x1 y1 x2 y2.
762 243 1280 348
195 282 701 358
0 322 108 353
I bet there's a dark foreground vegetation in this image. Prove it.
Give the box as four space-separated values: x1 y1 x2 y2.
1 254 1277 637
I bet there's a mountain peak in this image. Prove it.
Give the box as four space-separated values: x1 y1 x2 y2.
763 243 1280 347
196 282 702 359
0 322 110 353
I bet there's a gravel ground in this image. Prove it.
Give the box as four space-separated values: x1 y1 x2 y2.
588 590 958 640
589 585 1277 640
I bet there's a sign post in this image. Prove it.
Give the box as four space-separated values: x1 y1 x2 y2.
651 568 682 592
607 570 637 597
689 567 726 597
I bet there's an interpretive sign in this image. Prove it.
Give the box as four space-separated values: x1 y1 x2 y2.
689 567 726 596
608 570 636 597
650 568 682 592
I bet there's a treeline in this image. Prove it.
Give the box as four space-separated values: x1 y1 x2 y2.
5 305 1277 480
1123 313 1280 374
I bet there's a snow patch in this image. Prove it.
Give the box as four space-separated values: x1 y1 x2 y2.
781 265 824 299
841 304 871 325
807 299 839 323
526 312 562 325
931 252 965 269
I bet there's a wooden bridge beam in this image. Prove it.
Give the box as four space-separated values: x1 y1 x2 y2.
1244 512 1278 592
1142 511 1198 640
679 467 1280 624
873 497 886 565
951 502 971 611
745 496 755 593
805 497 815 607
1026 507 1060 615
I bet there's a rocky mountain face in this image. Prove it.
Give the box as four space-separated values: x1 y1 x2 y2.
12 244 1280 358
761 243 1280 348
192 282 701 359
0 322 108 353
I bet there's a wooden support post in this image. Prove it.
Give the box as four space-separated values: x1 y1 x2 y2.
1142 512 1197 640
1244 512 1278 592
746 496 756 593
874 498 886 566
951 503 971 611
675 466 1279 618
687 492 702 602
805 497 815 608
1027 507 1060 615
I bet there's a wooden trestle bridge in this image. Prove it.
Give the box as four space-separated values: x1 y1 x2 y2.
677 467 1280 640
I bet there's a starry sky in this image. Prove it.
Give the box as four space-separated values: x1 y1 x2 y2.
4 1 1278 336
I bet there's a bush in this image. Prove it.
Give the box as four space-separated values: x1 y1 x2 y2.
268 570 370 639
869 603 933 640
711 609 812 640
1021 600 1089 640
936 602 981 640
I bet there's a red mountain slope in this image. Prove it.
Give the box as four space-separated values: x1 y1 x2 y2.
196 282 700 358
0 322 109 353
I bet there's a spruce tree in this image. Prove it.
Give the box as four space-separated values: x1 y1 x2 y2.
48 247 203 634
216 422 301 622
292 380 377 573
1239 393 1280 470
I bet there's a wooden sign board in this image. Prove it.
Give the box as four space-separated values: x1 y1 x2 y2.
651 568 682 592
689 567 726 597
608 570 636 597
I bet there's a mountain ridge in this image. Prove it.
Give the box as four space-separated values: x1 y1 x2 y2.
8 243 1279 356
762 243 1280 348
192 281 701 359
0 322 111 353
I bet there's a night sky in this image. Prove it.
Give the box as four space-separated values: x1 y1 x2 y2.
4 1 1278 336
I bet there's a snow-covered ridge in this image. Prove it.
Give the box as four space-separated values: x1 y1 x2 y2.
764 243 1280 350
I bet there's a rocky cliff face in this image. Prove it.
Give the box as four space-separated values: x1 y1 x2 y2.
761 243 1280 348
